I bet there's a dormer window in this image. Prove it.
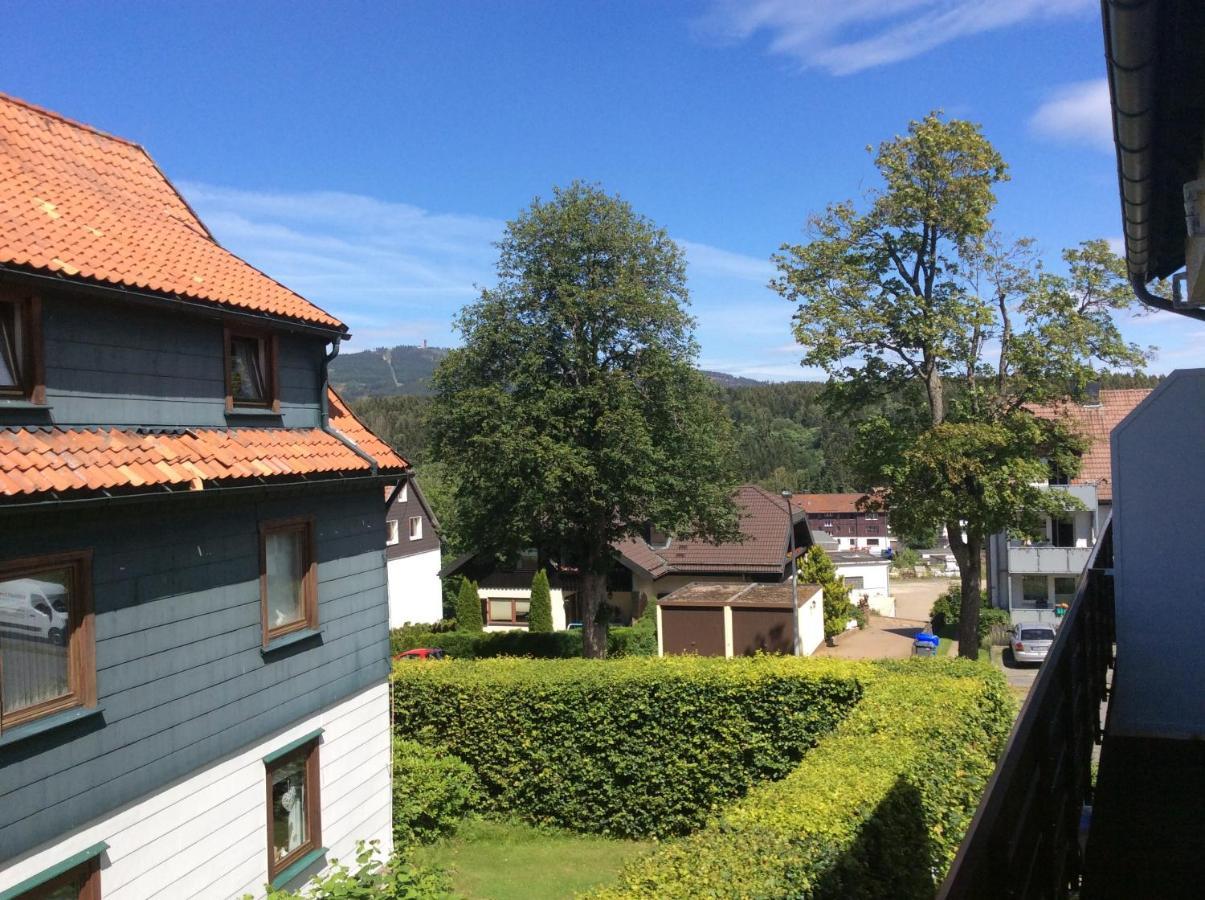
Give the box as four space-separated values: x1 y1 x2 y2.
225 327 278 411
0 292 42 402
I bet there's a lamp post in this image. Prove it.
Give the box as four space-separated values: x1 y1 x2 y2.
782 489 801 656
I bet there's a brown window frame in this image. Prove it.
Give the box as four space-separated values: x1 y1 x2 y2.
484 596 530 626
223 325 279 413
12 855 101 899
0 290 45 404
265 738 322 883
259 517 318 648
0 550 96 734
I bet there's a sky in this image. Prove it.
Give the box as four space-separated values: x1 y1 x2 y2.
4 0 1197 379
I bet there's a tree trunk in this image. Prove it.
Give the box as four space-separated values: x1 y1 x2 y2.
925 364 945 425
579 568 609 659
947 522 983 660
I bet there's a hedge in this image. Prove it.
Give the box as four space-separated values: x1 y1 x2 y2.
392 738 482 848
592 659 1015 899
392 656 864 838
390 626 654 659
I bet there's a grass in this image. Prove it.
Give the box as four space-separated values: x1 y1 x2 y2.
412 818 654 900
934 622 988 660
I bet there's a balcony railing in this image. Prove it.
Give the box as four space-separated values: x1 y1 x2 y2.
939 515 1114 899
1006 544 1093 575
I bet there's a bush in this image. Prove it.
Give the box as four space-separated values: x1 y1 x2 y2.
393 739 482 848
892 547 921 570
389 621 457 655
456 579 483 632
254 840 452 899
392 656 864 838
390 625 658 660
528 569 553 632
931 585 1007 647
592 660 1015 899
800 546 854 640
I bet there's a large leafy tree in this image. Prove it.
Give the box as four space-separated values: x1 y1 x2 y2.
430 182 738 658
773 113 1147 658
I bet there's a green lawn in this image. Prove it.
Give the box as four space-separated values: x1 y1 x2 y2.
412 818 653 900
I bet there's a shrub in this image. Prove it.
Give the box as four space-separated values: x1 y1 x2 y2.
390 626 659 660
931 585 1007 646
393 739 482 848
800 546 854 640
455 579 483 632
892 547 921 570
592 660 1015 899
254 840 452 899
392 656 865 838
528 569 553 632
390 621 457 655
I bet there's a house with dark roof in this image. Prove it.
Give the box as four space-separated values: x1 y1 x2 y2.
986 388 1150 625
384 478 443 626
0 93 406 898
443 484 813 629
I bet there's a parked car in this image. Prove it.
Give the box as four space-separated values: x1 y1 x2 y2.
394 647 446 661
1011 623 1056 664
0 577 70 644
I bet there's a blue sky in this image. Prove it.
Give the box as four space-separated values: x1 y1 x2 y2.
5 1 1195 379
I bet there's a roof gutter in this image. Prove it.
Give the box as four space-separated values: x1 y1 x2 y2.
319 336 380 475
1103 0 1205 319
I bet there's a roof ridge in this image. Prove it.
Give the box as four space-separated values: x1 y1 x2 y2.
0 91 144 151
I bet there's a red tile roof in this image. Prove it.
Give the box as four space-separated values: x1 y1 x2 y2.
791 492 883 515
0 388 406 500
1028 389 1152 502
0 92 343 330
615 484 799 578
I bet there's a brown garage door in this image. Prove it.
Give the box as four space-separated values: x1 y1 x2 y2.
732 607 794 656
661 606 725 656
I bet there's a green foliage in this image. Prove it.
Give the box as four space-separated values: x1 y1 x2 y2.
254 841 452 900
930 585 1007 647
390 621 456 655
592 660 1016 899
799 545 854 640
392 656 865 838
429 181 739 656
892 547 921 570
390 626 656 660
333 344 448 400
393 739 482 848
527 570 553 633
455 580 483 633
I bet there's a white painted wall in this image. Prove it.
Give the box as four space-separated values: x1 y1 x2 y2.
0 681 392 899
833 561 894 617
387 547 443 627
1112 369 1205 739
479 585 570 631
797 585 825 655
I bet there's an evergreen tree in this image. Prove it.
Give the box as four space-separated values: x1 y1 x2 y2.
455 579 483 632
799 545 853 642
528 569 553 632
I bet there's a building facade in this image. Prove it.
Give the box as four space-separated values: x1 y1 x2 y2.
0 94 404 899
384 479 443 627
792 493 893 552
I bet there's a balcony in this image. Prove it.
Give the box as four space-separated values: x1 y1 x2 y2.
1006 543 1091 575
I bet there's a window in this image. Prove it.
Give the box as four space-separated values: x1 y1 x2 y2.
1048 459 1071 486
1021 575 1049 609
0 293 43 402
385 520 400 546
1051 517 1075 548
260 519 317 646
864 513 878 521
1054 576 1078 606
486 598 530 625
844 575 865 589
7 853 102 899
866 538 879 546
866 525 879 534
266 737 322 883
224 328 278 411
408 516 422 541
399 483 408 503
0 552 95 734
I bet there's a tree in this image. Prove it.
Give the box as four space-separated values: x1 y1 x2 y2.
430 182 739 658
774 112 1147 658
528 569 553 633
455 579 483 632
799 545 854 643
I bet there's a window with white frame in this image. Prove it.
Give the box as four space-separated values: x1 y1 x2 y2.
386 520 400 546
408 516 422 541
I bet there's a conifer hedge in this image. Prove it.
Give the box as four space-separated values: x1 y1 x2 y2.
392 656 866 838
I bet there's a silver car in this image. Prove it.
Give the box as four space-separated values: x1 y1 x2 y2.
1011 623 1056 664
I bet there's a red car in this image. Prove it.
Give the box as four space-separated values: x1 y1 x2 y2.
394 647 446 661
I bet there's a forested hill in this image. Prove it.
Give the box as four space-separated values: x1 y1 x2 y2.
330 344 766 399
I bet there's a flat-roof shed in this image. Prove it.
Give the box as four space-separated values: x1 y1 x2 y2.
656 581 824 658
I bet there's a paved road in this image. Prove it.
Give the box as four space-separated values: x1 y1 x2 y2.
890 577 958 621
814 616 925 659
991 645 1041 695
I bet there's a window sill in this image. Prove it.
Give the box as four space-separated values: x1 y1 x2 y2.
0 705 103 749
262 627 322 656
226 407 282 419
0 399 52 410
271 847 327 888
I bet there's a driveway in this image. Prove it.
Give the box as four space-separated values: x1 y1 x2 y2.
891 577 958 621
991 645 1041 696
813 615 926 659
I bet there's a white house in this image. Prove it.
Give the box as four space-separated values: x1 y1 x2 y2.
385 478 444 627
828 551 894 618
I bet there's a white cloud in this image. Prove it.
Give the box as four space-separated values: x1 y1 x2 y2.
697 0 1093 75
1106 236 1126 257
678 239 775 282
1029 79 1113 150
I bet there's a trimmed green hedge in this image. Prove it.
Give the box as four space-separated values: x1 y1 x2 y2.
592 659 1015 899
390 626 654 659
392 656 864 838
392 738 482 848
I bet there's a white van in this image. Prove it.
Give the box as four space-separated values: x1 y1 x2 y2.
0 578 70 645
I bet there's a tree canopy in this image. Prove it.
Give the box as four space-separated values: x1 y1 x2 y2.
430 182 738 657
774 112 1147 657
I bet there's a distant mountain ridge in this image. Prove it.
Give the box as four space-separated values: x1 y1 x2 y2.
331 344 765 398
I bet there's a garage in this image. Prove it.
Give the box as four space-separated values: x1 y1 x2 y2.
657 581 825 658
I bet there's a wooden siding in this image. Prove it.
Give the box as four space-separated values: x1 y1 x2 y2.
36 291 324 428
0 682 391 899
384 485 441 560
0 485 390 864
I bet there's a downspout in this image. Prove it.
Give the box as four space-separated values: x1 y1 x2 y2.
319 336 380 475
